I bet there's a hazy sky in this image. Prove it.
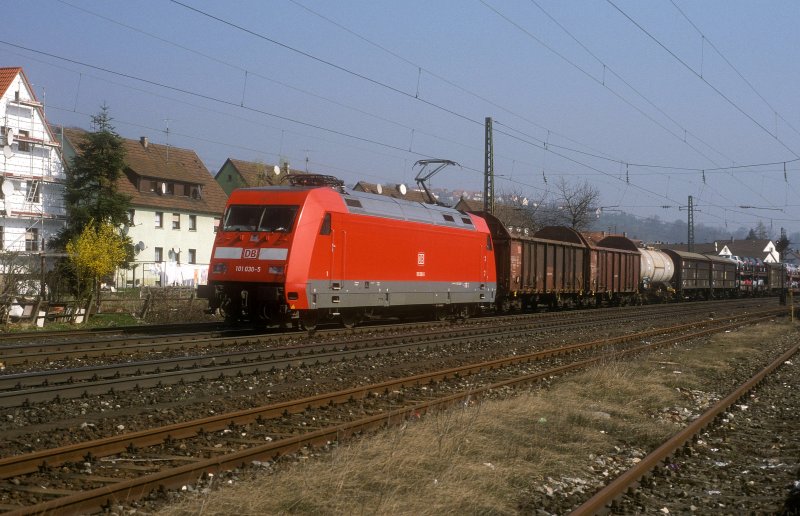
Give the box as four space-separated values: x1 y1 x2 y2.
3 1 799 235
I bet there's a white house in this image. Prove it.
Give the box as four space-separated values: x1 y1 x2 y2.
60 129 227 287
0 67 65 253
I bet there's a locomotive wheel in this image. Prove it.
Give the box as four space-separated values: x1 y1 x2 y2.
340 309 360 329
219 300 240 323
433 305 449 321
299 310 318 332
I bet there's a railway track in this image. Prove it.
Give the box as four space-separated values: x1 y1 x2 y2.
0 306 787 514
0 301 771 407
0 299 767 368
570 337 800 515
0 321 235 344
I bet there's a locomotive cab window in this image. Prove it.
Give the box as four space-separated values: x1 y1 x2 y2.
223 205 299 233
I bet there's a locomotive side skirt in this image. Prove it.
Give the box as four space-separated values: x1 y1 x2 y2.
302 279 495 309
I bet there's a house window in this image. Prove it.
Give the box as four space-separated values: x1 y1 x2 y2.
155 212 163 228
149 180 158 193
188 249 196 264
128 209 135 225
154 247 163 262
172 213 180 230
189 215 197 231
25 227 38 251
183 184 191 197
166 182 175 195
17 129 30 152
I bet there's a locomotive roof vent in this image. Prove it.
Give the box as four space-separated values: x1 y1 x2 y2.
286 173 345 190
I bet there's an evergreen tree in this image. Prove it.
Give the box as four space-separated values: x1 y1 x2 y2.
54 104 131 249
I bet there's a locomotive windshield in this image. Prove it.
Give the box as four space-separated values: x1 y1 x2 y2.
223 205 299 233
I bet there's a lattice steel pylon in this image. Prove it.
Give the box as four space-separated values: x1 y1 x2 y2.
484 117 494 214
687 195 695 252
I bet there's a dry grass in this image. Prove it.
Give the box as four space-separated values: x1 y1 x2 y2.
158 320 796 516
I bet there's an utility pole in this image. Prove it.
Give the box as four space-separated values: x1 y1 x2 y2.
687 195 695 252
484 117 494 214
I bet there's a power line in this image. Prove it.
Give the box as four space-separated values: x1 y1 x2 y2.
606 0 800 160
4 9 796 224
479 0 725 168
172 0 781 180
526 0 736 166
668 0 800 143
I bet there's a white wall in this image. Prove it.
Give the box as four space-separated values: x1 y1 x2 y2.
122 207 219 286
1 71 66 252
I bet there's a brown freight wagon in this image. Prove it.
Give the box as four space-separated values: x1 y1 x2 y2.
590 234 642 304
661 250 738 299
479 213 640 310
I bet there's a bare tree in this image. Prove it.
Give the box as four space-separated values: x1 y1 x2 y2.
493 189 549 233
552 178 600 231
0 251 39 323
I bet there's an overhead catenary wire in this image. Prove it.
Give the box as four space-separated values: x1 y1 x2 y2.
3 4 795 230
11 37 780 225
606 0 800 160
668 0 800 144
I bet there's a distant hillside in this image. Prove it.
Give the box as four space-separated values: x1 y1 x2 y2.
589 212 750 244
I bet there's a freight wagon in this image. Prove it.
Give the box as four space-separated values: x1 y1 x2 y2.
480 213 640 310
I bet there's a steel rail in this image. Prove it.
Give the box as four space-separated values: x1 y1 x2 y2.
0 309 782 481
0 307 780 408
569 341 800 515
0 299 767 365
2 310 785 515
0 321 234 343
0 303 724 388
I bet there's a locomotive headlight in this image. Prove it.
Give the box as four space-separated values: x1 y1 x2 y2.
268 265 285 275
213 262 228 274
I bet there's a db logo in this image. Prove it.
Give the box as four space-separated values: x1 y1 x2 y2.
243 248 258 259
417 252 425 265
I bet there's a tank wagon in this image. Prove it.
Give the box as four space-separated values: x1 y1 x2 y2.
481 213 640 310
199 175 496 329
637 248 739 300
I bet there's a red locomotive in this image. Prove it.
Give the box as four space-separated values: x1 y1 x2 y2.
200 175 496 329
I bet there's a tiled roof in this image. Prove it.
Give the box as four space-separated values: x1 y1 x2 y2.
62 128 228 216
453 198 485 212
0 67 23 97
224 158 304 186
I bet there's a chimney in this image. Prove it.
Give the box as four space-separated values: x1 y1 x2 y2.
140 136 148 149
